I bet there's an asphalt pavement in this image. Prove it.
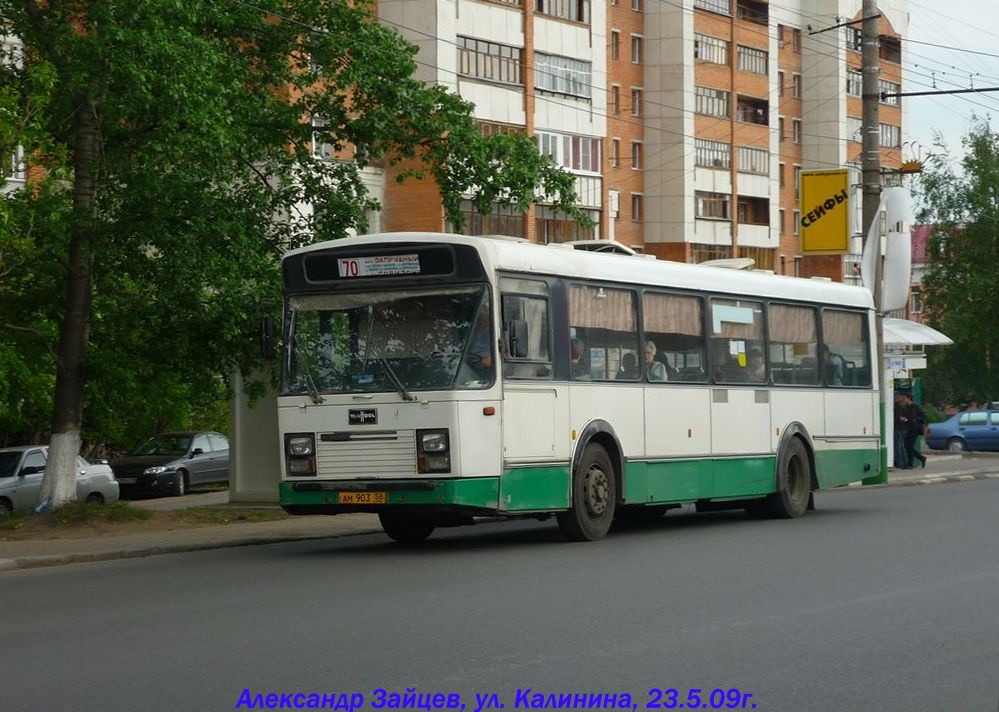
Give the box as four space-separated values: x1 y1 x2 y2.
1 451 997 572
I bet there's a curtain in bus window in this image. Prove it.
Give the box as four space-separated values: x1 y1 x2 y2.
569 284 639 381
501 293 552 379
768 304 818 385
642 293 706 381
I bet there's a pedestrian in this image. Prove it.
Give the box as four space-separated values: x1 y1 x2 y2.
893 392 911 469
904 395 928 468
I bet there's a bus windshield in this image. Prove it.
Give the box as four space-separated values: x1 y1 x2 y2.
282 285 493 397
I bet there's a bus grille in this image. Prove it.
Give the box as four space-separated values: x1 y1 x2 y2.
316 429 418 478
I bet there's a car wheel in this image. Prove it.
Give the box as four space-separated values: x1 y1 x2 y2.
557 443 617 541
85 493 104 504
173 469 188 497
947 438 967 453
378 512 435 543
0 498 12 518
763 437 812 519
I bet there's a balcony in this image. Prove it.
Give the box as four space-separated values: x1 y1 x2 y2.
736 0 768 26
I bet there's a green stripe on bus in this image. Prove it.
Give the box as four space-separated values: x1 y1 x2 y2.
500 465 571 511
814 447 881 489
279 478 500 509
624 456 776 504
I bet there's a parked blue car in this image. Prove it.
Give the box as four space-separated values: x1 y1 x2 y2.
925 411 999 452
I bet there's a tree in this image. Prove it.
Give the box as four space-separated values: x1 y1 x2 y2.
0 0 583 508
918 118 999 406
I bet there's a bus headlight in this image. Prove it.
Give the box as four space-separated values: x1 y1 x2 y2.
417 429 450 473
284 433 316 476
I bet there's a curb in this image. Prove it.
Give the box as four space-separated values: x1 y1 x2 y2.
0 526 383 572
848 470 999 488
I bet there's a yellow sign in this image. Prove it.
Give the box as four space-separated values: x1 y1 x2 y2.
800 169 850 254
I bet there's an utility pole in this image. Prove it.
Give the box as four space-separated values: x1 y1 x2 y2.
861 0 888 483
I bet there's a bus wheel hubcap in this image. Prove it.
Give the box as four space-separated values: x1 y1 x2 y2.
584 466 609 517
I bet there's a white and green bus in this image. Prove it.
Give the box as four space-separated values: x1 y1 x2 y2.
275 232 880 542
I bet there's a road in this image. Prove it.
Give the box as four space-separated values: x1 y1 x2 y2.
4 480 999 712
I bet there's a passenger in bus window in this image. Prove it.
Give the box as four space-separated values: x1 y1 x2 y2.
746 348 766 381
819 344 845 386
644 341 668 381
570 338 588 379
617 352 640 380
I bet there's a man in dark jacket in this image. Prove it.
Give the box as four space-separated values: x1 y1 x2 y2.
904 395 928 468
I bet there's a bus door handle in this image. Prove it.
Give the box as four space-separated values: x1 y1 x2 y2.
352 394 374 400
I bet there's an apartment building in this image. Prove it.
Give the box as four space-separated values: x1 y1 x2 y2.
377 0 906 280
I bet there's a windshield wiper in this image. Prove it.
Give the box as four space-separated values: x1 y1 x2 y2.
293 341 326 405
372 347 416 402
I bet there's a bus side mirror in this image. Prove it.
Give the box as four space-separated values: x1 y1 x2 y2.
260 315 274 360
509 319 529 358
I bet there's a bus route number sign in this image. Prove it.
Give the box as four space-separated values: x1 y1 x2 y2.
337 254 421 278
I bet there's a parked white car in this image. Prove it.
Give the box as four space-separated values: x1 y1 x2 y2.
0 445 120 516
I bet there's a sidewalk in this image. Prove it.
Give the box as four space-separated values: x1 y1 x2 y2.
2 452 998 572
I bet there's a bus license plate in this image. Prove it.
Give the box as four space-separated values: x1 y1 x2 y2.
338 492 387 504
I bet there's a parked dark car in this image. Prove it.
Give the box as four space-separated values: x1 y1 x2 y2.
0 445 119 517
112 431 229 497
925 411 999 452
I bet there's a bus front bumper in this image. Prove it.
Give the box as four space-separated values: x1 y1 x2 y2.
279 478 501 516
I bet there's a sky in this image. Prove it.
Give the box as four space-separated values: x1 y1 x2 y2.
904 0 999 165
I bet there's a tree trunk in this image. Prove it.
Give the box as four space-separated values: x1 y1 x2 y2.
38 94 99 510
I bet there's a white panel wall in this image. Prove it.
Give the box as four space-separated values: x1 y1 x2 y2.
693 219 732 246
456 0 524 45
460 83 527 125
694 167 733 194
738 224 775 248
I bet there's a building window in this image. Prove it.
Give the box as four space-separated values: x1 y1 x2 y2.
694 0 731 14
793 209 800 235
780 209 786 234
535 52 592 99
611 138 620 167
538 131 602 174
694 34 729 65
793 165 801 198
737 197 769 225
695 138 731 169
456 199 525 238
737 0 768 26
610 85 620 114
847 69 863 96
3 145 26 181
536 206 599 243
311 116 334 159
792 118 802 143
880 37 902 63
631 141 643 169
736 95 769 125
911 291 922 315
880 79 901 105
632 0 641 10
737 146 769 175
847 115 863 142
778 70 785 96
696 191 730 220
536 0 591 24
846 27 862 52
778 116 785 141
880 123 902 148
457 36 523 85
779 162 785 188
792 73 802 98
631 88 643 117
737 45 768 74
695 86 730 117
792 28 802 52
632 193 643 221
631 35 643 64
611 30 620 60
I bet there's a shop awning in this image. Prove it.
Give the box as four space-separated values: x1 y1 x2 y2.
882 318 953 346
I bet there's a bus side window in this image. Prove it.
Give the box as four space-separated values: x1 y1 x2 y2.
500 287 552 379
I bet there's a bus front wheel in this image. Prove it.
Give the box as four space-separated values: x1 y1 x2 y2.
557 443 617 541
379 512 435 543
764 437 812 518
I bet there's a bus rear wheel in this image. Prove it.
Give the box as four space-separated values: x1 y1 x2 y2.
557 443 616 541
763 437 812 518
378 512 435 543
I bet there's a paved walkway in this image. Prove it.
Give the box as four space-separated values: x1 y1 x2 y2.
2 452 998 572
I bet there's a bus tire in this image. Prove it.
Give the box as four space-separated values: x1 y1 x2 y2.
379 512 435 543
764 437 812 518
557 443 616 541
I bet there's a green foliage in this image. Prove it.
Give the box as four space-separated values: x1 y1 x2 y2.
0 0 583 447
918 117 999 406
